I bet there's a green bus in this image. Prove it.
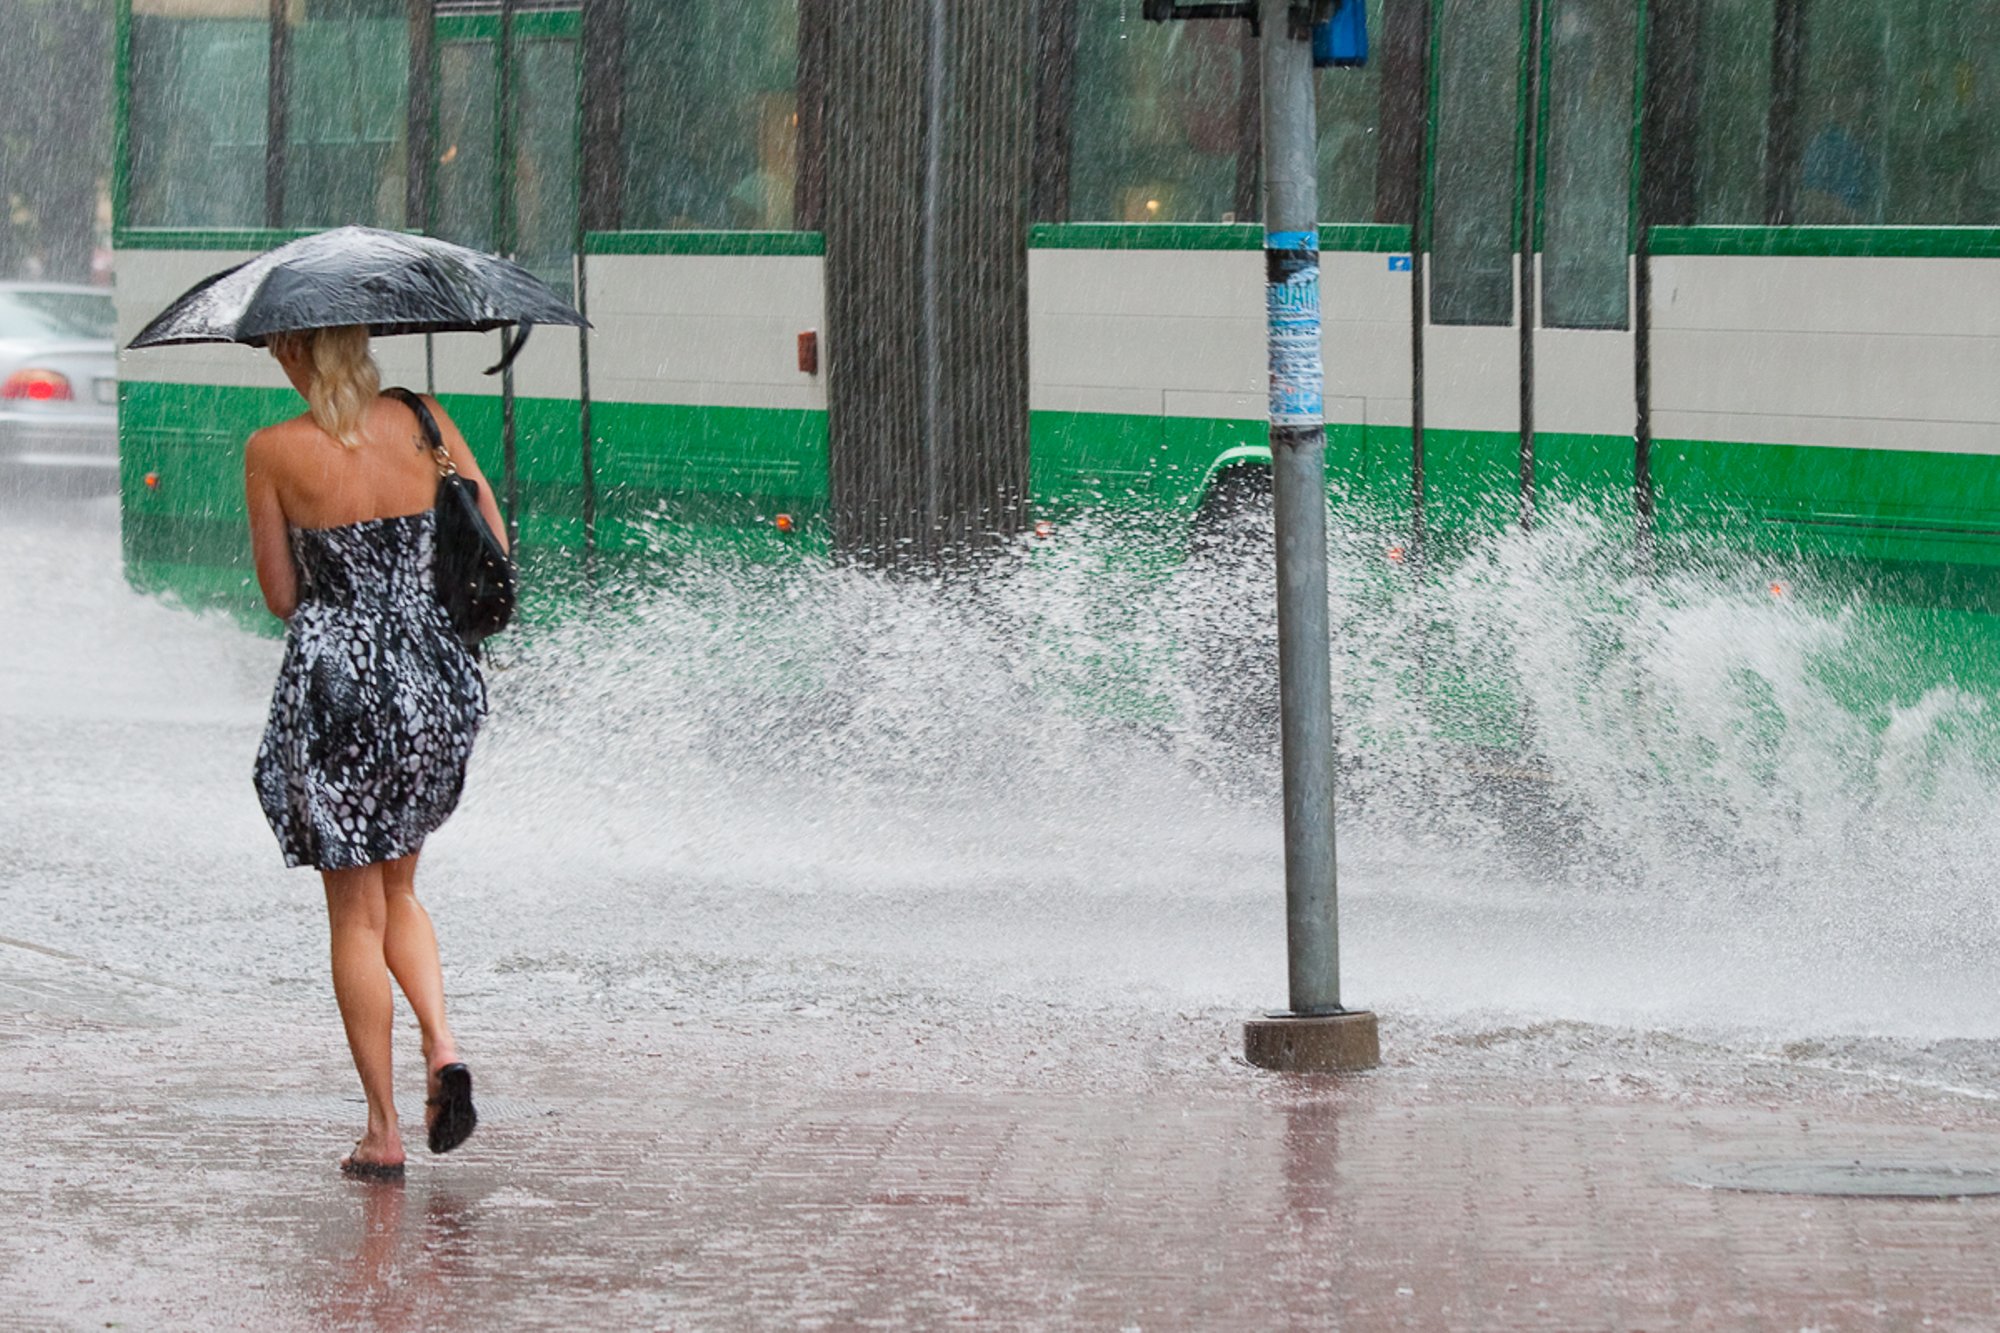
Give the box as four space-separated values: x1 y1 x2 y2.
111 0 2000 746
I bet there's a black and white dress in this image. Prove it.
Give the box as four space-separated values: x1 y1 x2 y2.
254 511 487 871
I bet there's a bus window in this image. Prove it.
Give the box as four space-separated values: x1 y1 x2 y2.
1796 0 2000 227
1430 0 1521 325
127 0 269 229
1540 0 1636 329
1668 0 2000 228
620 0 802 230
1317 0 1392 224
512 29 581 294
435 37 499 253
1064 12 1256 224
280 0 411 230
1687 0 1775 225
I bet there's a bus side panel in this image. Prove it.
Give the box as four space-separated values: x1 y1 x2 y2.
1531 256 1638 516
1652 253 2000 561
432 327 584 552
1417 256 1521 538
1325 249 1415 516
1026 246 1409 518
580 251 829 551
1648 252 2000 713
1028 246 1259 518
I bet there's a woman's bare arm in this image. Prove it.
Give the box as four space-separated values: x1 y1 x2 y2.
244 430 298 620
421 394 510 553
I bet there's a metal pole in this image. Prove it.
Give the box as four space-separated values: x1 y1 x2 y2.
1241 0 1377 1072
265 0 289 228
1263 0 1337 1015
1518 0 1543 532
498 0 520 551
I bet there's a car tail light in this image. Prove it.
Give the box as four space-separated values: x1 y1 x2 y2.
2 369 72 402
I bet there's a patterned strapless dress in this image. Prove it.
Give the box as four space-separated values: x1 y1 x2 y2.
254 510 487 871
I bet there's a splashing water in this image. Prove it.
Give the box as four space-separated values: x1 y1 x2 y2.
455 495 2000 1039
10 493 2000 1072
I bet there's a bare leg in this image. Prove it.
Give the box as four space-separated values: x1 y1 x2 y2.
380 850 459 1082
322 864 404 1168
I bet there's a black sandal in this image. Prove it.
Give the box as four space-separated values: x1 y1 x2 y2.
426 1062 478 1155
340 1150 406 1181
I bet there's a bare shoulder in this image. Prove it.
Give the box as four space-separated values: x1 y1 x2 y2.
246 415 309 472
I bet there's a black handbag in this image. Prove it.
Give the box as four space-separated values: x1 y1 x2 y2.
387 388 516 646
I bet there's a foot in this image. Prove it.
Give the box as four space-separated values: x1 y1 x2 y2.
340 1130 406 1179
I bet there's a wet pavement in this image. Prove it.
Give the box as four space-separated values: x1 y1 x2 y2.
12 491 2000 1328
11 961 2000 1330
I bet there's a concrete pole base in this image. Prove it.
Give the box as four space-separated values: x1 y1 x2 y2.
1243 1011 1381 1073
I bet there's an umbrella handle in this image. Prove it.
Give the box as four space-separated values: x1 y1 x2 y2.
484 322 535 376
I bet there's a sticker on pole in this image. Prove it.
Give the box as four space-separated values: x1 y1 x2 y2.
1266 230 1323 430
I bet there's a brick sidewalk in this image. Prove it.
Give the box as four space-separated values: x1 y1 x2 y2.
9 955 2000 1330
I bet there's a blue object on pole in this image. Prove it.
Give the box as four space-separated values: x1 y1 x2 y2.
1313 0 1368 68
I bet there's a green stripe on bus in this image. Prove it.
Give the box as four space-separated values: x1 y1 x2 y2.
1026 223 1413 252
583 231 827 257
122 376 2000 605
1028 223 1262 251
115 228 326 251
1650 226 2000 259
435 10 579 42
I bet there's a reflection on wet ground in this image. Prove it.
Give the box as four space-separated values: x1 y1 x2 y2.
310 1178 478 1330
9 491 2000 1325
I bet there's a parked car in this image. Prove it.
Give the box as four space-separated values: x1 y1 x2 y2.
0 282 118 488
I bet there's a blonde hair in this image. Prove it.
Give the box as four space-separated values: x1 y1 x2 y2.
271 326 381 448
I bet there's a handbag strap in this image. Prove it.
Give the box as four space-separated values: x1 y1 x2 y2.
386 387 457 478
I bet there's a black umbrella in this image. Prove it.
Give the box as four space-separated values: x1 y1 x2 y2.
126 226 588 374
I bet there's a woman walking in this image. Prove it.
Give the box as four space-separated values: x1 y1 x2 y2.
245 325 498 1178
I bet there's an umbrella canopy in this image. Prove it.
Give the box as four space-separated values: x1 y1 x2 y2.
126 227 588 362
